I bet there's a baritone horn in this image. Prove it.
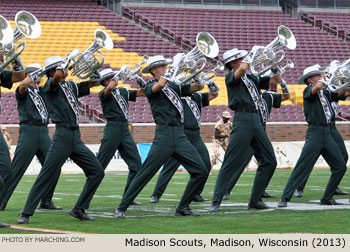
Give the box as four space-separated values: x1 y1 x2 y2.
69 29 113 79
0 11 41 71
250 25 296 76
174 32 219 85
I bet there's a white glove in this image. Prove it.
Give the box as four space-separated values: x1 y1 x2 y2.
207 80 220 94
133 75 147 89
29 68 44 82
242 45 264 64
192 75 203 86
319 64 339 85
270 65 283 77
67 49 82 61
114 66 129 80
172 53 184 68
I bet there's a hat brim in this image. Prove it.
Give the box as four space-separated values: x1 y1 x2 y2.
44 60 65 72
25 66 41 74
142 59 172 74
100 72 116 83
224 50 248 64
297 70 324 84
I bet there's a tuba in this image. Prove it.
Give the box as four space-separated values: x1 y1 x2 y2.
121 55 149 81
69 29 113 79
0 11 41 71
323 59 350 92
250 25 296 76
173 32 219 85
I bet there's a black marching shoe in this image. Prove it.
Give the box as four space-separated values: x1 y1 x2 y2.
114 208 126 218
174 206 200 216
208 202 220 212
334 187 349 196
39 201 62 210
0 203 6 211
248 200 269 210
192 195 209 202
223 193 230 200
17 214 30 224
294 189 303 198
261 191 276 198
69 208 94 221
130 200 141 205
320 198 343 205
149 195 159 203
0 221 10 228
278 198 288 208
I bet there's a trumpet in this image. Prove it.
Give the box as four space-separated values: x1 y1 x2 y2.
250 25 296 76
324 59 350 92
68 29 113 79
121 55 149 81
173 32 219 85
192 61 224 85
0 11 41 71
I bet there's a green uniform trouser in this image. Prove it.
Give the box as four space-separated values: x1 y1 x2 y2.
282 125 346 201
212 112 277 204
0 133 12 201
97 121 141 195
1 124 57 207
22 127 104 216
118 125 207 211
297 123 348 191
152 129 211 198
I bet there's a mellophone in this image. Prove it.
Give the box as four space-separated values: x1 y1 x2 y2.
1 12 350 92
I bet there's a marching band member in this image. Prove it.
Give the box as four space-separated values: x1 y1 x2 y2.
209 47 282 212
0 64 62 212
278 64 348 207
149 76 219 204
114 54 207 218
96 68 144 205
210 111 232 167
0 62 25 228
223 79 290 201
17 54 104 224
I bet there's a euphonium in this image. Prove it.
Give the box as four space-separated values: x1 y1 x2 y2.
250 25 296 76
69 29 113 79
0 11 41 71
173 32 219 85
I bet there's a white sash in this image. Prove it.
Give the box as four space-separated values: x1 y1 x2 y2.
331 101 340 116
111 88 129 119
241 74 268 123
59 82 80 123
162 84 184 123
317 88 333 124
28 88 49 124
184 96 201 127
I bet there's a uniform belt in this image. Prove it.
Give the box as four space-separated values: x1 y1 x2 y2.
184 127 200 131
234 108 257 113
308 122 330 127
157 122 183 127
55 123 79 130
20 121 47 126
108 117 128 122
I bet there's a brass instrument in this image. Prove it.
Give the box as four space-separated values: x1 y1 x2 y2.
0 11 41 71
121 55 149 81
173 32 219 85
69 29 113 79
324 59 350 92
250 25 296 76
194 61 224 84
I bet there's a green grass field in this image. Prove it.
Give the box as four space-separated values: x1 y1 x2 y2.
0 169 349 234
